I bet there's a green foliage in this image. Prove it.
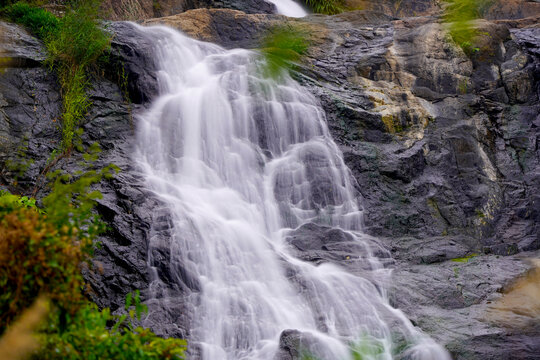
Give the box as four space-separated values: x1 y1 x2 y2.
302 0 344 14
259 25 309 79
1 2 59 40
1 1 111 151
350 337 385 360
45 0 111 151
0 152 117 333
0 204 90 333
38 294 187 360
443 0 493 54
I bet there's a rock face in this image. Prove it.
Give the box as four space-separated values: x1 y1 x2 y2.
128 7 540 359
1 0 540 358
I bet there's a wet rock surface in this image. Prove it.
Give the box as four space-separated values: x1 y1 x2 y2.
1 1 540 357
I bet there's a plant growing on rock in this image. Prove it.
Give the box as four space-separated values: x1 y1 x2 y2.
38 292 187 359
45 0 111 151
1 1 111 152
302 0 345 14
259 24 310 79
443 0 494 55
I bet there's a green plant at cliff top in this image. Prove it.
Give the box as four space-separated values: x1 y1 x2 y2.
259 24 309 79
302 0 345 14
46 0 111 151
1 2 59 39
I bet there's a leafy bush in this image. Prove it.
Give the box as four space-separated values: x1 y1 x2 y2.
0 205 89 332
0 160 115 334
259 25 309 79
302 0 344 15
1 2 59 40
38 293 187 360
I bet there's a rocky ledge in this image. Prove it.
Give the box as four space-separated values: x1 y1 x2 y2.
1 1 539 358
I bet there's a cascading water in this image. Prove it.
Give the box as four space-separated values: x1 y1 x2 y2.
134 23 450 360
266 0 308 17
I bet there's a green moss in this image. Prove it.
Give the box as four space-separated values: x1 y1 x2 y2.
381 114 403 133
451 253 478 263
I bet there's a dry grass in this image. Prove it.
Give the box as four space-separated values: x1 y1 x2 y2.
486 259 540 328
0 297 49 360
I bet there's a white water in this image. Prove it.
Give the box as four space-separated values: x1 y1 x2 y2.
134 24 450 360
267 0 308 17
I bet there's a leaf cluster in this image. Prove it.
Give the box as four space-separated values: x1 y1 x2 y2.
259 25 310 79
0 159 116 334
38 293 187 360
0 206 89 333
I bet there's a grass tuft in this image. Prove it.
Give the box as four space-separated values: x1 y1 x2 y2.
259 24 310 79
303 0 345 15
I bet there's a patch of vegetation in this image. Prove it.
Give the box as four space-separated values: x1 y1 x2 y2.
302 0 345 15
259 24 310 79
45 0 111 151
381 114 404 134
0 155 187 358
1 1 59 39
1 0 111 152
443 0 493 55
451 253 478 263
38 292 187 359
0 158 115 332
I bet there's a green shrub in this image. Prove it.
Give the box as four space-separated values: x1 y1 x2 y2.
1 2 59 40
38 293 187 360
0 156 117 331
0 204 90 333
259 25 309 79
302 0 344 14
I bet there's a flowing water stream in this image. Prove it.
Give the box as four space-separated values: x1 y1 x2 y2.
266 0 308 17
134 23 450 360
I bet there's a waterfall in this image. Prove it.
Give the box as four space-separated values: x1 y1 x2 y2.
267 0 308 17
133 23 450 360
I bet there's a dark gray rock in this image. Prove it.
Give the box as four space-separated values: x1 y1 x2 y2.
203 0 277 14
274 329 333 360
0 21 46 67
104 22 160 104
